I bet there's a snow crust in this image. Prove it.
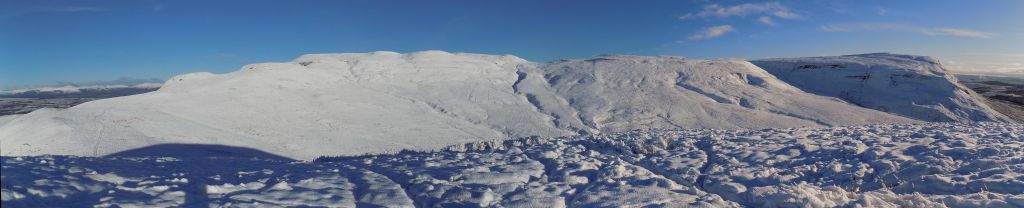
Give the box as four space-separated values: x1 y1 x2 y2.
752 53 1011 122
3 123 1023 207
0 51 918 160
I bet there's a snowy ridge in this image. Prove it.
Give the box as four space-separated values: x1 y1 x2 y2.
0 51 919 159
4 123 1023 207
0 83 161 95
752 53 1011 122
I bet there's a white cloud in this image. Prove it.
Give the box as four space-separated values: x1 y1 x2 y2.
689 25 735 40
757 16 776 26
819 23 994 39
875 7 888 16
681 2 800 20
43 6 104 13
923 28 993 38
771 11 800 19
1 6 104 19
964 52 1024 58
818 23 904 32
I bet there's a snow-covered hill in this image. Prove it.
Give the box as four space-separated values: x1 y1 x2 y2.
0 51 920 160
528 56 912 131
752 53 1011 122
3 123 1022 207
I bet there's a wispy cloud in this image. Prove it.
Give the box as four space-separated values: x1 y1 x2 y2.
820 23 994 39
1 6 104 19
689 25 735 41
819 23 904 32
922 28 993 38
149 0 166 12
47 6 103 12
681 2 801 20
964 52 1024 58
757 16 777 26
875 7 888 16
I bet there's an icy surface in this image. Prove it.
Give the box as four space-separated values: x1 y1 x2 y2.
752 53 1011 123
0 51 915 160
4 123 1023 207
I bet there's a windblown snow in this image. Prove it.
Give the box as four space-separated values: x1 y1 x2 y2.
751 53 1011 122
3 123 1023 207
0 51 933 160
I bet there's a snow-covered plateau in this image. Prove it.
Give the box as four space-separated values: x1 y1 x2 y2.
3 123 1023 207
2 51 1009 160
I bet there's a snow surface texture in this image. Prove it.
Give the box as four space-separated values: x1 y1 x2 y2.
751 53 1011 123
3 123 1023 207
0 51 920 160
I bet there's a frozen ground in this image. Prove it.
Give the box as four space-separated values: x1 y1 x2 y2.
4 123 1023 207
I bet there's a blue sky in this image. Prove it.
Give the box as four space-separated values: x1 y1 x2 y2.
1 0 1022 88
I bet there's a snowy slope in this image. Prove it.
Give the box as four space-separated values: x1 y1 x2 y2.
528 56 911 131
0 51 915 160
4 123 1023 207
752 53 1011 122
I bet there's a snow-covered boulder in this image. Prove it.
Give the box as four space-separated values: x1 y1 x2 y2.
0 51 914 160
751 53 1011 122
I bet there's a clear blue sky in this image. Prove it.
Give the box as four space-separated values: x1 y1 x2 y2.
1 0 1022 88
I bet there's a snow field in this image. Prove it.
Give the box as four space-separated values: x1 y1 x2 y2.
3 122 1023 207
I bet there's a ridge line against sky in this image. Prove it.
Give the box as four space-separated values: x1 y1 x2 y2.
1 0 1022 88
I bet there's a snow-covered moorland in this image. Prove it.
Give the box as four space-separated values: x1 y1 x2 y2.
4 123 1023 207
0 51 953 160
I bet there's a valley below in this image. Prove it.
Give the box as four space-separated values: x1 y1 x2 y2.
957 74 1024 122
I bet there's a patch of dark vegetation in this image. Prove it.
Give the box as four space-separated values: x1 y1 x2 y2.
0 98 96 116
957 74 1024 122
0 87 159 116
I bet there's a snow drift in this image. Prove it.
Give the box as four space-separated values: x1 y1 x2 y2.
0 51 943 160
751 53 1011 122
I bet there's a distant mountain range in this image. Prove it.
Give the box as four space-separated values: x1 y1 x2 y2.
0 78 162 99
